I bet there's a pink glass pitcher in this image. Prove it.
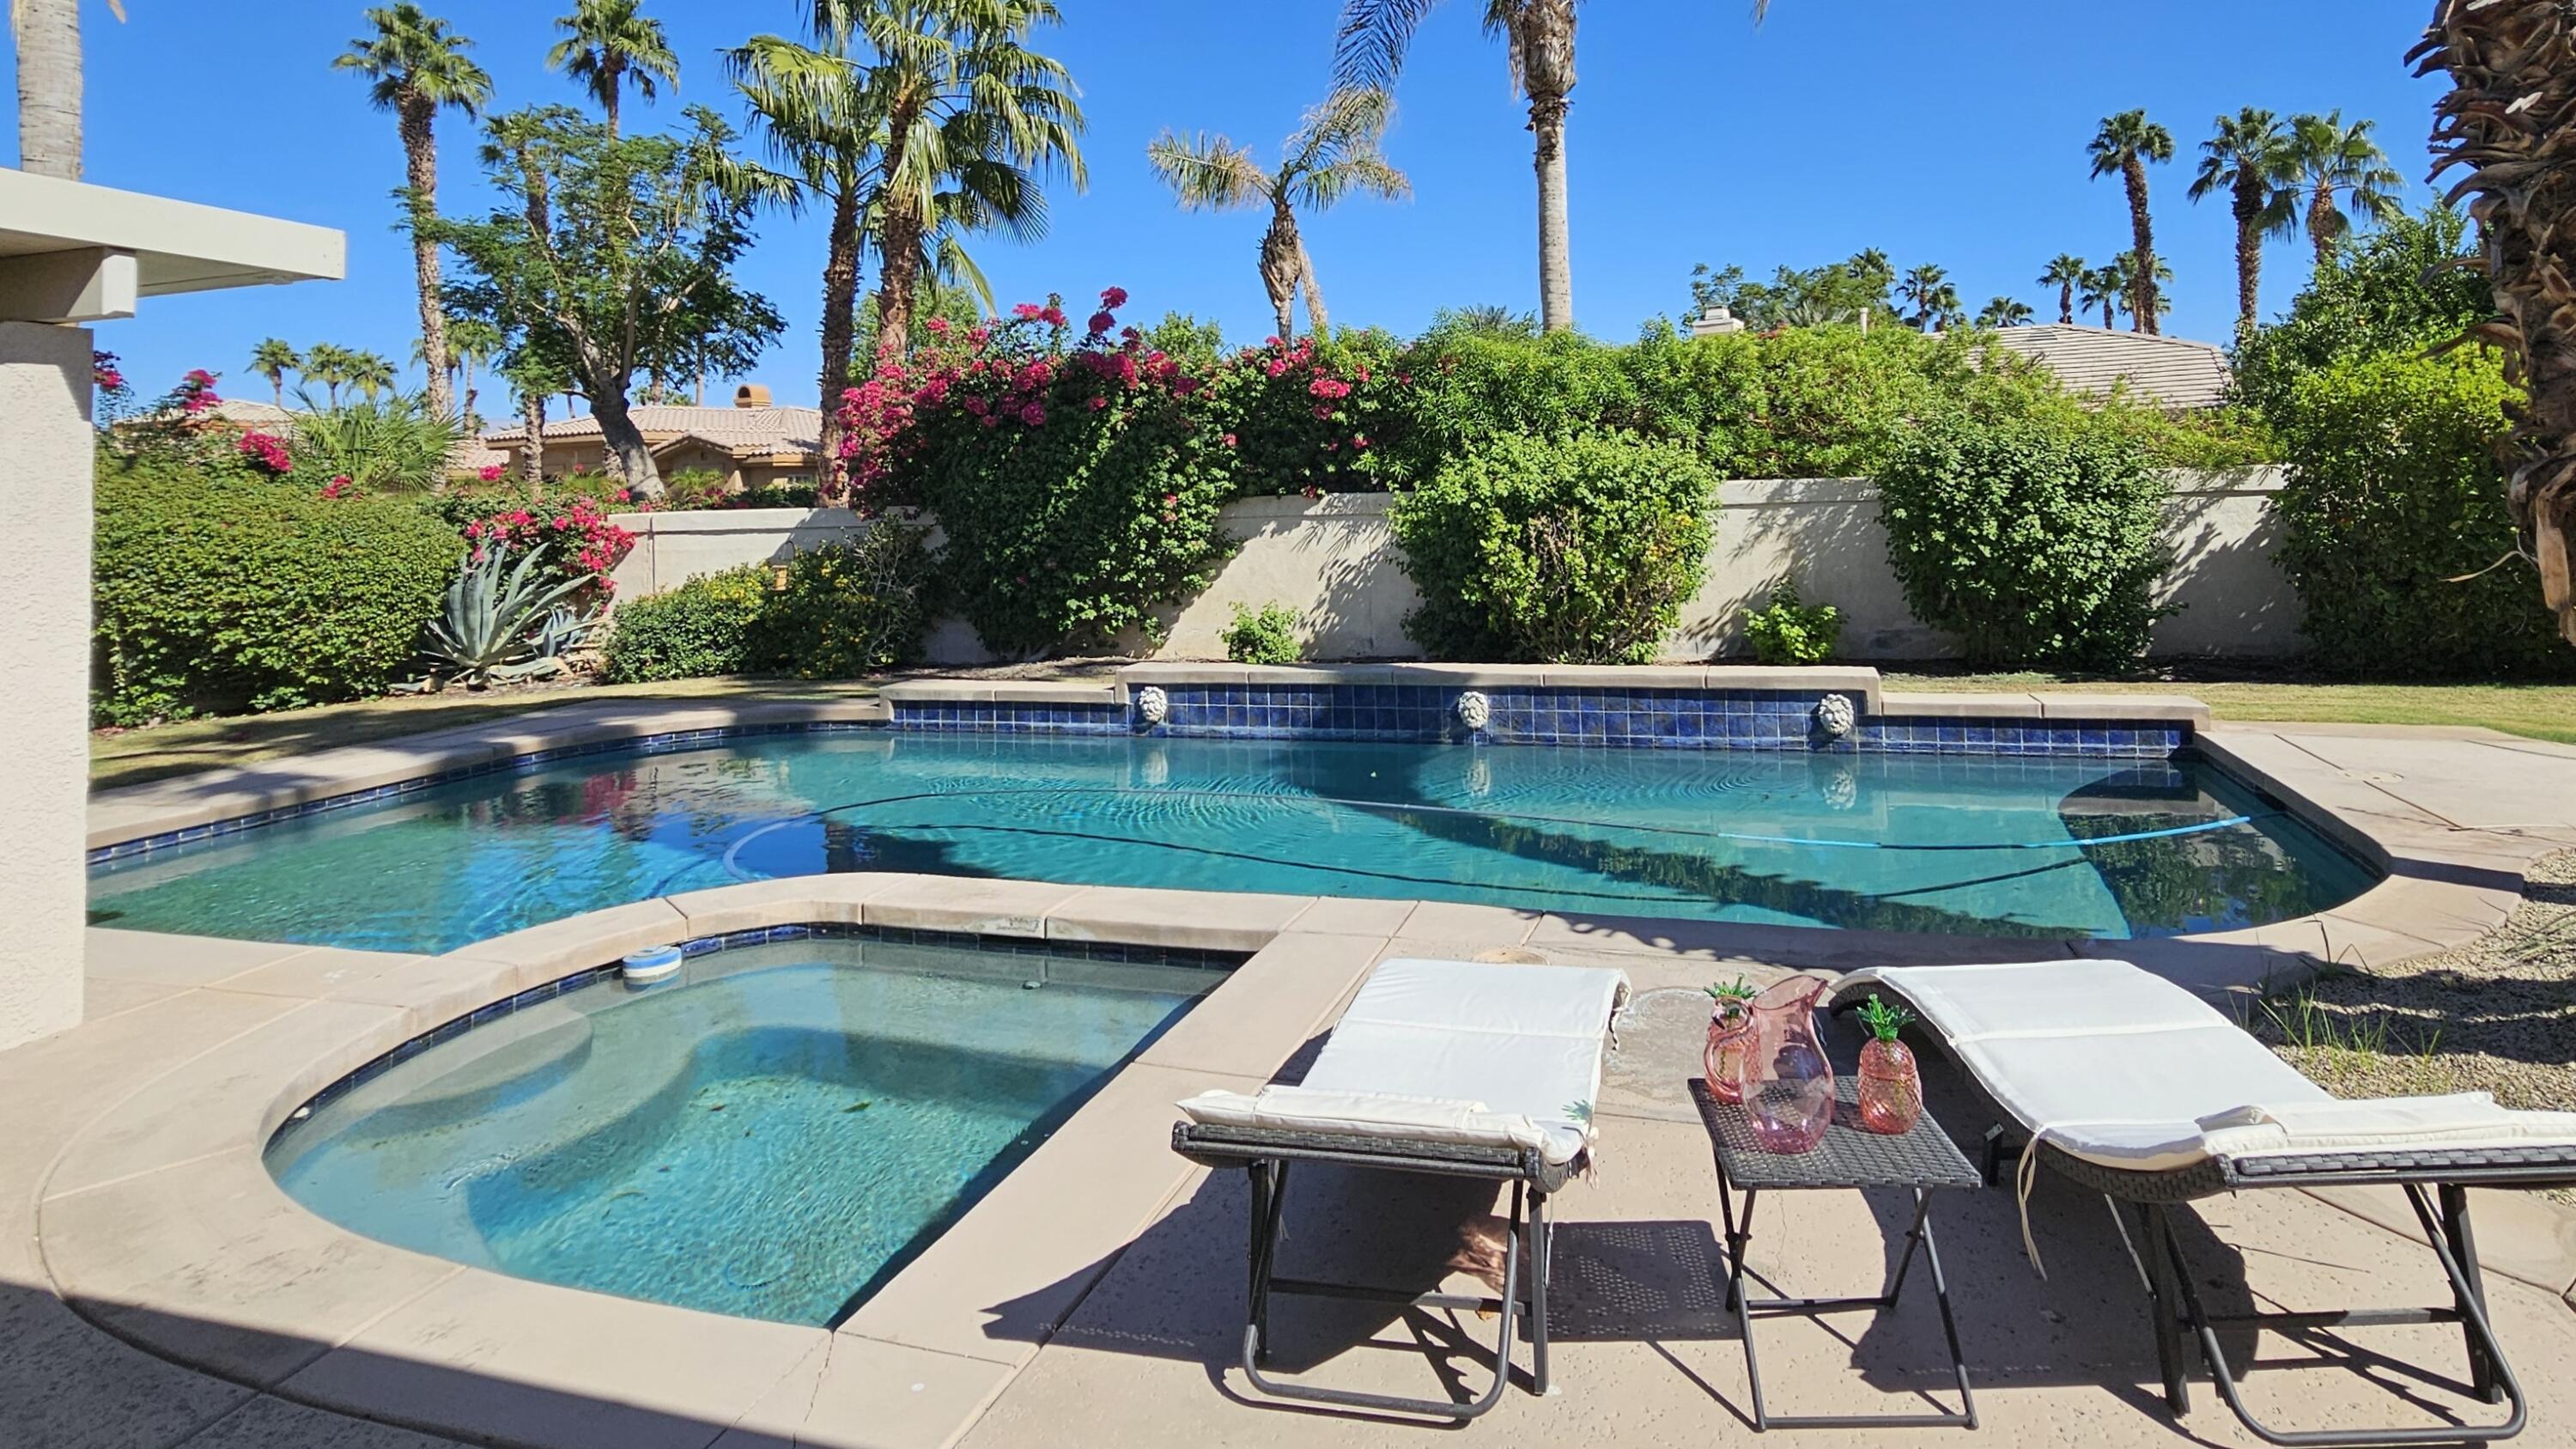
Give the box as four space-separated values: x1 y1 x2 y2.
1736 975 1835 1153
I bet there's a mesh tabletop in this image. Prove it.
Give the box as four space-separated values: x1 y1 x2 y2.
1689 1076 1979 1190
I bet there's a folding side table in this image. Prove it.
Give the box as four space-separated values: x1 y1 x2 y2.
1689 1076 1981 1431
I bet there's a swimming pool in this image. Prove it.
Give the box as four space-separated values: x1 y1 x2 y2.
265 934 1221 1325
89 730 2374 948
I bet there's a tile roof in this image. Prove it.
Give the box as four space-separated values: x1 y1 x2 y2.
1983 324 2233 410
480 404 823 456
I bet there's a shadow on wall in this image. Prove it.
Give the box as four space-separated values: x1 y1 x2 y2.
613 472 2307 668
2154 479 2303 657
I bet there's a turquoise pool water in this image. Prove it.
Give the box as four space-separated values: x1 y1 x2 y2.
265 936 1218 1325
90 731 2374 948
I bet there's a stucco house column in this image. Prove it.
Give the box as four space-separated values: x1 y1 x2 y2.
0 320 94 1050
0 170 343 1054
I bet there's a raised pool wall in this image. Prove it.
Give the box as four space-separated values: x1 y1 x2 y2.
605 470 2300 665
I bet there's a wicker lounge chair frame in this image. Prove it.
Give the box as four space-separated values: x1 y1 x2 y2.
1834 980 2576 1448
1171 1122 1571 1422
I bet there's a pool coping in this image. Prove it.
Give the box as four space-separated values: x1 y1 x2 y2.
53 689 2576 1446
36 877 1662 1449
44 847 2576 1449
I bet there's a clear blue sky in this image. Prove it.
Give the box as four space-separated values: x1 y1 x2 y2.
6 0 2448 410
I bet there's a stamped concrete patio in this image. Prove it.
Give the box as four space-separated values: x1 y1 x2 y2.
15 695 2576 1449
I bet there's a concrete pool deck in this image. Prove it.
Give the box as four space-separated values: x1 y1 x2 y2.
19 693 2576 1447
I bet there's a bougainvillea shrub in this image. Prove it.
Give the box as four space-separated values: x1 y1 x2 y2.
1204 328 1413 496
841 289 1236 656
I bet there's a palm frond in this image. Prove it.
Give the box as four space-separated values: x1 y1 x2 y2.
1146 131 1272 211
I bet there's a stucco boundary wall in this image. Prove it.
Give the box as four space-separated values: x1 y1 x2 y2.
606 467 2301 666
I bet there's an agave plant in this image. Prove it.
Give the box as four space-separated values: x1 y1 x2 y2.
422 543 597 687
2415 1 2576 645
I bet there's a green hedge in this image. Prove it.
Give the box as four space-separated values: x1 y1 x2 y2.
1875 407 2171 668
2269 350 2572 678
601 565 771 682
94 460 461 723
602 523 937 683
1389 430 1717 664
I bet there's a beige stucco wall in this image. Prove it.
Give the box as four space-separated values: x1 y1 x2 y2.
605 467 2305 664
0 321 94 1051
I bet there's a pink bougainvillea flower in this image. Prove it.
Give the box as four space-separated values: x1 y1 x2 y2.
1019 403 1048 426
1086 310 1115 336
926 316 952 335
1040 306 1068 328
1088 395 1109 411
1223 433 1238 447
1100 286 1129 309
478 464 506 483
1012 302 1044 320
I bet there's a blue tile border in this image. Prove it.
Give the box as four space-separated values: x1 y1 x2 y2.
266 920 1246 1154
96 691 2192 864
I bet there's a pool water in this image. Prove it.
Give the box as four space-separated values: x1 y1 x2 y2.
91 731 2375 949
266 937 1219 1325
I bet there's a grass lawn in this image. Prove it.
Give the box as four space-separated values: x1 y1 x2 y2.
1883 672 2576 746
92 662 2576 791
88 677 884 792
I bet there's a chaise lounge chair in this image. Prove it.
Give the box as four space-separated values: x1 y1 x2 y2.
1832 958 2576 1447
1171 957 1630 1422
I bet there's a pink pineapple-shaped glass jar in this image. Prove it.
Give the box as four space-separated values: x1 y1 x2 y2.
1702 977 1760 1105
1854 993 1923 1135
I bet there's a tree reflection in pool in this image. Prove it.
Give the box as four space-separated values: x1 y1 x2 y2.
90 732 2377 953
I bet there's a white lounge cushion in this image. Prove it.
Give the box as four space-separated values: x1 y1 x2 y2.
1838 959 2576 1173
1177 959 1629 1167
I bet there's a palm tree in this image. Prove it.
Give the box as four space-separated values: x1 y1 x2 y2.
2038 254 2087 325
249 339 302 409
2187 108 2298 337
1896 263 1959 332
547 0 678 138
303 343 356 407
2417 0 2576 645
2102 250 2172 331
821 0 1087 362
2079 264 2123 330
2287 111 2405 271
2087 109 2174 335
348 350 398 402
335 5 491 422
1148 88 1409 342
10 0 120 179
1334 0 1772 334
1976 296 2034 328
448 318 502 427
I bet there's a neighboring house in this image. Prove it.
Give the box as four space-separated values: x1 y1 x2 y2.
466 384 823 490
1984 323 2233 411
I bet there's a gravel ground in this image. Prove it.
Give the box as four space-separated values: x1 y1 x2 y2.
2247 849 2576 1117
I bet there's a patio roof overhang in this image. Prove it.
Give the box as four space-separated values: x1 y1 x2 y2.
0 169 344 324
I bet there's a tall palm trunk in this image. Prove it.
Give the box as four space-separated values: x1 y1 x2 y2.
869 100 926 360
398 93 455 419
2230 172 2265 337
2057 282 2074 325
521 392 547 490
2122 156 2160 334
1296 236 1328 336
816 184 861 477
2307 186 2337 271
270 375 287 408
602 54 626 138
2100 295 2116 329
12 0 81 179
1259 206 1301 341
1529 89 1573 332
2419 0 2576 644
